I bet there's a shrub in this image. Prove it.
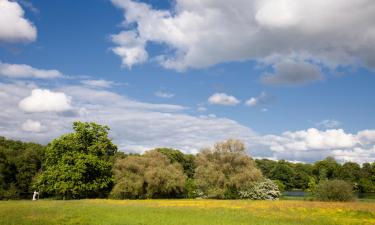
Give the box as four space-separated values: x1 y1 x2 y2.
315 180 354 202
239 179 281 200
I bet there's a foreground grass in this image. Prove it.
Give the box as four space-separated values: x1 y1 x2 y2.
0 199 374 225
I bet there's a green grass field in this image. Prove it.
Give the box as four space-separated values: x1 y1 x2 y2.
0 199 374 225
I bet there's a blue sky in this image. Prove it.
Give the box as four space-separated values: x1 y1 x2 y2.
1 0 375 163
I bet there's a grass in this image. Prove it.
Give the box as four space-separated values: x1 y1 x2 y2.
0 199 374 225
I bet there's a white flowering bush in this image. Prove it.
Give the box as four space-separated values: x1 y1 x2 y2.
239 179 281 200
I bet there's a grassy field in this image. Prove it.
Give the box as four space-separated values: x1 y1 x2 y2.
0 199 374 225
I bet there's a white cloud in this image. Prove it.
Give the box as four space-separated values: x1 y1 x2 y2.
208 93 240 106
154 90 174 98
21 119 43 132
19 89 72 113
0 62 63 79
0 0 37 42
111 0 375 83
315 119 341 129
260 128 375 163
111 31 148 68
81 79 115 88
1 81 375 163
0 81 255 154
245 92 273 107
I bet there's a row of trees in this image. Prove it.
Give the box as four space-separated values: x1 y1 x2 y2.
1 121 374 201
255 157 375 192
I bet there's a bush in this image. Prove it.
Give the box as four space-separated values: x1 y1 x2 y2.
315 180 354 202
239 179 281 200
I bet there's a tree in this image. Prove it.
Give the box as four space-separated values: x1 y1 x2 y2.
269 161 296 190
255 159 277 178
155 148 196 178
34 122 117 199
313 157 341 181
194 139 263 199
339 162 361 183
110 150 186 199
0 137 45 199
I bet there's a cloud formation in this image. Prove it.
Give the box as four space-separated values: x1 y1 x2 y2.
19 89 72 113
0 81 374 163
111 0 375 83
0 0 37 42
0 62 63 79
262 128 375 163
208 93 240 106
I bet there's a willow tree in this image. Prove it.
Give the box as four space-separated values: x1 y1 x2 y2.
195 139 263 199
110 150 186 199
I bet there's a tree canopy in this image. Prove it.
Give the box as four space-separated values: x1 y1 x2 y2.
34 122 117 199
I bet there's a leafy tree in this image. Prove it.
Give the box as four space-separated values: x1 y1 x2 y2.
269 161 296 190
110 150 186 199
255 159 277 178
313 157 341 181
338 162 361 183
0 137 45 199
155 148 196 178
34 122 117 199
194 139 262 199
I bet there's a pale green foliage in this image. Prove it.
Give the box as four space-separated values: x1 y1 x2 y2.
34 122 117 199
315 180 354 202
239 179 281 200
194 139 263 199
110 150 186 199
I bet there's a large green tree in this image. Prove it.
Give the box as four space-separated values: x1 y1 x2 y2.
34 122 117 199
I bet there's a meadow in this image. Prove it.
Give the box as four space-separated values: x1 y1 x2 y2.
0 199 374 225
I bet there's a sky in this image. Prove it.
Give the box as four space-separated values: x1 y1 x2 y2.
0 0 375 163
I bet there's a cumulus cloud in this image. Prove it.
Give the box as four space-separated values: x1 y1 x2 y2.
154 90 174 98
245 92 274 107
208 93 240 106
21 119 43 132
0 0 37 42
111 31 148 68
1 81 375 163
0 62 63 79
261 128 375 163
81 79 115 88
19 89 72 113
111 0 375 83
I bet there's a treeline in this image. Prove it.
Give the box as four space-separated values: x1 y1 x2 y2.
0 121 374 201
255 158 375 192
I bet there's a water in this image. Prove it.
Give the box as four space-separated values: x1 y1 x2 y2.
282 191 375 199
